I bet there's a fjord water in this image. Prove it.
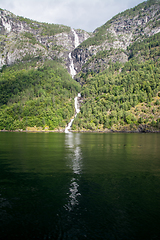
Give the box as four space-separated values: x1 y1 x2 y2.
0 132 160 240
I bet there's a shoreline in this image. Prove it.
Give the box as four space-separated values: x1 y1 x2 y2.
0 129 160 134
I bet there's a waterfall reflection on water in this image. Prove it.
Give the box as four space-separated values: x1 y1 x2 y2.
64 133 82 212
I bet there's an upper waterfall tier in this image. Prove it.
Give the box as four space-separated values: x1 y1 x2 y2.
68 29 80 78
72 29 80 48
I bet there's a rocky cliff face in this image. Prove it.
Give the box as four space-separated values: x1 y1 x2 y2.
0 9 90 69
0 0 160 78
71 0 160 77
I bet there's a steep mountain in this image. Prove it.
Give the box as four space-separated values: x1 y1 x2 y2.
0 0 160 132
0 9 90 70
72 0 160 79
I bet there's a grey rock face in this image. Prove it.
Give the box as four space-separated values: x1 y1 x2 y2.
0 9 90 70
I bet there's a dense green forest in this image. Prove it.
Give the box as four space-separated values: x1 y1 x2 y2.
0 60 80 131
72 33 160 132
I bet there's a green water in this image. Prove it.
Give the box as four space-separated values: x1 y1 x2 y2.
0 132 160 240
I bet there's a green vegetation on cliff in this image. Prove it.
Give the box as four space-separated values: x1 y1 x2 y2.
79 0 160 48
0 60 80 131
18 16 71 36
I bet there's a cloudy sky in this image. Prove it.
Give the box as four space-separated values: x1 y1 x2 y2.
1 0 145 32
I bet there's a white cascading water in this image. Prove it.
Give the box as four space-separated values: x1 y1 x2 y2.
68 29 80 79
65 30 81 133
72 29 80 48
69 52 76 79
65 93 81 133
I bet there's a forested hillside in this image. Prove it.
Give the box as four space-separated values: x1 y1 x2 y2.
0 60 80 131
72 33 160 132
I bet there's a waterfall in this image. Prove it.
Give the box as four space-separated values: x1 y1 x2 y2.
69 53 76 79
65 93 81 133
72 29 80 48
65 30 81 133
68 29 80 79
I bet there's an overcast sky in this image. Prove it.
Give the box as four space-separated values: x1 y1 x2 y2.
1 0 145 32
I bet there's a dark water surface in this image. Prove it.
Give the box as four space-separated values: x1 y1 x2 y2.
0 132 160 240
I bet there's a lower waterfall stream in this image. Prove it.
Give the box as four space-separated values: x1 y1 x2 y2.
65 93 81 133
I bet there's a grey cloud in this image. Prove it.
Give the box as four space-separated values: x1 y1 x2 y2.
0 0 144 31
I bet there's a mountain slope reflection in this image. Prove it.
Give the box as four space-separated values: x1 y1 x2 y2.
64 133 82 212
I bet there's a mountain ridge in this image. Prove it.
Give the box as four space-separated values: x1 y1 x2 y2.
1 0 160 76
0 8 90 70
72 0 160 79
